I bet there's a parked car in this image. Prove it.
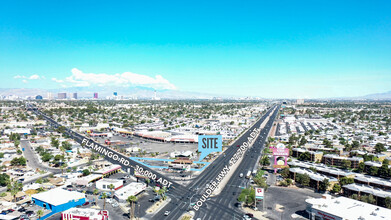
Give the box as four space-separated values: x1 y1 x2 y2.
19 214 29 220
164 211 170 216
83 201 90 206
245 213 254 218
25 210 34 216
18 207 26 212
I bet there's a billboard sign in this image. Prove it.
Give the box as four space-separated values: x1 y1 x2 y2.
255 187 264 199
273 143 289 157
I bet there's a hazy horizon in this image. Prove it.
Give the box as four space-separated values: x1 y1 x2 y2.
1 1 391 99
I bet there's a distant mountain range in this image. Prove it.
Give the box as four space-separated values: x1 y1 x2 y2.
358 90 391 100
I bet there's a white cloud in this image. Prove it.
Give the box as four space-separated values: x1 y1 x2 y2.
14 74 43 80
51 78 64 83
53 68 177 90
22 80 28 83
29 74 40 80
14 75 26 79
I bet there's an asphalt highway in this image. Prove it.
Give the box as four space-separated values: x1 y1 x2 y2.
194 105 280 220
152 105 280 220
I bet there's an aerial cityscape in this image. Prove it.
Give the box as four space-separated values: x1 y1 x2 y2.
1 1 391 220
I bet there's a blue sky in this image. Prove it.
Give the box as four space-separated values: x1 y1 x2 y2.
1 0 391 98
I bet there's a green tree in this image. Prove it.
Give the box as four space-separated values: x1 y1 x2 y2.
145 178 150 187
280 167 290 178
108 184 115 199
11 157 26 166
61 141 72 151
296 173 310 186
238 187 255 206
93 189 99 205
51 137 59 149
127 195 138 220
260 155 270 167
298 151 311 161
319 179 330 192
101 192 108 210
368 166 379 176
374 143 386 153
331 183 341 194
0 173 10 187
37 209 44 220
7 179 23 202
385 197 391 209
351 141 360 149
378 159 390 178
341 160 351 170
357 162 365 173
82 169 91 176
339 177 354 186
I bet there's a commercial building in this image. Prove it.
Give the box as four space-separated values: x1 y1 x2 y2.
306 194 391 220
58 93 67 99
288 160 356 180
292 148 323 162
93 93 98 99
62 208 109 220
72 93 77 99
74 174 103 186
114 182 146 203
322 154 363 169
343 183 391 207
289 167 338 191
354 174 391 191
93 164 122 177
95 179 123 191
32 188 86 213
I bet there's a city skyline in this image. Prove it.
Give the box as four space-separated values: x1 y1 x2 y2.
1 1 391 98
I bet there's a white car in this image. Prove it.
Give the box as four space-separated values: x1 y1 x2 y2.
164 211 171 216
239 173 244 178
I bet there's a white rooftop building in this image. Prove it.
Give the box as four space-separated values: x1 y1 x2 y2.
306 194 391 220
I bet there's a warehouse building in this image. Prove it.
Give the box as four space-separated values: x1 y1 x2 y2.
96 178 123 191
114 182 146 203
306 194 391 220
32 188 86 213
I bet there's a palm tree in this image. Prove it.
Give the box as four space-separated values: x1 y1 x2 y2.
93 189 99 205
101 192 108 210
145 178 150 187
7 179 23 202
60 146 67 174
126 195 138 220
158 187 167 201
108 184 115 198
37 209 44 220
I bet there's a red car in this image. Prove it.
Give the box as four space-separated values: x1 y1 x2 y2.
83 201 90 206
237 145 240 147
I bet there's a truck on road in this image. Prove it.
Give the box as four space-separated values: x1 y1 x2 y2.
246 170 252 179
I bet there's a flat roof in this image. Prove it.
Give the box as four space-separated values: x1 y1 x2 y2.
306 195 391 219
343 183 391 198
114 182 146 199
32 187 85 206
94 165 122 175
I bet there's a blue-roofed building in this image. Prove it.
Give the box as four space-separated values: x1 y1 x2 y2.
32 188 86 213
